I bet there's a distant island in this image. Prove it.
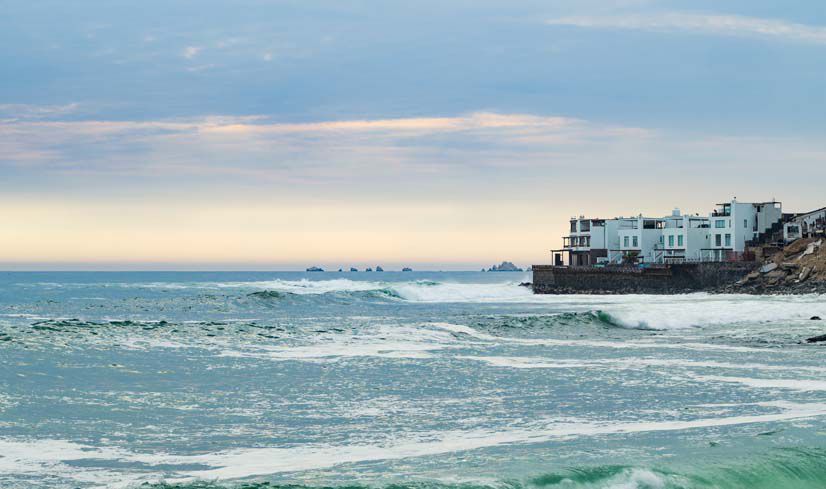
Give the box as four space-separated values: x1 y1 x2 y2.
487 261 523 272
376 266 384 272
306 266 324 272
402 267 413 272
350 267 358 272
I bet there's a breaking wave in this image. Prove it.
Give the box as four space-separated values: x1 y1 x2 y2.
9 278 826 330
141 447 826 487
245 279 536 303
29 445 826 489
239 279 826 330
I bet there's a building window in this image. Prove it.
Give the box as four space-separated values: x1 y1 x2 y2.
659 236 664 244
715 234 722 247
668 235 674 247
715 220 726 228
632 236 638 248
743 219 748 229
570 221 577 232
725 234 731 247
580 221 590 232
624 236 629 247
678 235 684 247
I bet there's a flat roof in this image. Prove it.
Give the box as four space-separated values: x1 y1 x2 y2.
794 206 826 218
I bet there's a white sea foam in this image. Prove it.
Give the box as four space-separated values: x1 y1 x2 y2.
602 469 668 489
239 280 826 329
243 278 538 302
21 277 826 330
427 322 765 353
458 356 826 377
172 400 826 479
457 356 593 369
219 323 476 361
594 294 826 330
5 400 825 484
690 374 826 392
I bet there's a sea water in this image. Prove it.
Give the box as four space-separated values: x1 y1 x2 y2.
1 271 826 488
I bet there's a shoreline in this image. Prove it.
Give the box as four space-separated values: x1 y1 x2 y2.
529 286 826 296
527 279 826 296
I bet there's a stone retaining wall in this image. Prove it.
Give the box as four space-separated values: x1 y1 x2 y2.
532 263 755 294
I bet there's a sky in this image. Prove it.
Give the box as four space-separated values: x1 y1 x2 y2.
1 0 825 270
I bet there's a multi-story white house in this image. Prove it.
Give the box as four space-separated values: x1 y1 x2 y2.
556 199 783 266
613 216 665 264
704 200 783 261
784 207 826 242
562 217 620 266
658 210 711 263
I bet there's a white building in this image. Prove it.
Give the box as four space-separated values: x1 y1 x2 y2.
557 199 783 266
784 207 826 242
562 217 620 266
613 216 665 264
704 200 783 261
658 210 711 263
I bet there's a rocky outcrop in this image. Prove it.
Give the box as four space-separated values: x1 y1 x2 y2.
488 261 523 272
721 238 826 294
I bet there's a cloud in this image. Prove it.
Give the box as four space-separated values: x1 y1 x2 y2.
546 12 826 44
182 46 202 59
201 112 591 137
0 111 650 182
0 103 80 122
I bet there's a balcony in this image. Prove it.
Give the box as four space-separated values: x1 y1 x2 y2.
563 236 591 249
712 204 731 217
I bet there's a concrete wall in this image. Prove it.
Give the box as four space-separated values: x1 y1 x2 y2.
532 263 755 294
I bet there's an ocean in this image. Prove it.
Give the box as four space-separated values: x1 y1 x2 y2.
2 271 826 488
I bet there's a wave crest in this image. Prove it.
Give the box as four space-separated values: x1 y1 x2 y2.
243 279 534 303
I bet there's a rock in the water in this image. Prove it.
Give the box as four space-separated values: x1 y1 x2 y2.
806 333 826 343
488 261 523 272
812 316 822 321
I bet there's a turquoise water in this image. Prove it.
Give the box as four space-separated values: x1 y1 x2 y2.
2 271 826 488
